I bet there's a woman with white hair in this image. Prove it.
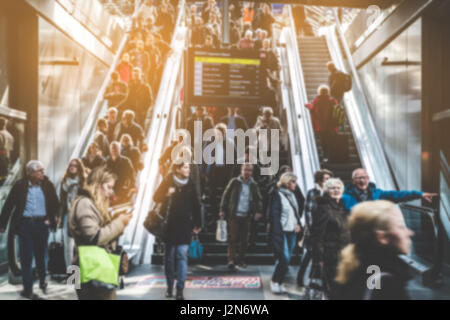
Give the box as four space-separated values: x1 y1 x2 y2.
237 29 255 50
268 172 302 294
307 85 339 163
309 177 350 297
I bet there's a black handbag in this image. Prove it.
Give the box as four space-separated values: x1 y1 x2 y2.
143 197 172 239
48 229 67 276
113 245 129 276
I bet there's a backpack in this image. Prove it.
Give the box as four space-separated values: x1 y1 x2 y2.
341 72 352 92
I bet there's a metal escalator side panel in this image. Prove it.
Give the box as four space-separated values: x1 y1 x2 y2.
119 1 188 265
277 5 320 194
324 15 396 191
67 6 145 165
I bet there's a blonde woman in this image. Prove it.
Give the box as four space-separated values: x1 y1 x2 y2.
309 177 350 296
268 172 302 294
332 200 414 300
69 168 133 300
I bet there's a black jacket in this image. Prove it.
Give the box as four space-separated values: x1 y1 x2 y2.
266 179 305 221
328 69 346 100
153 174 201 245
106 155 136 199
114 121 145 148
0 176 59 233
332 248 413 300
121 146 143 172
186 115 214 143
220 114 249 131
119 80 153 117
82 155 106 171
104 80 128 107
310 195 350 263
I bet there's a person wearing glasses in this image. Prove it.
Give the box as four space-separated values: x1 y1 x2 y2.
343 168 438 211
0 161 59 300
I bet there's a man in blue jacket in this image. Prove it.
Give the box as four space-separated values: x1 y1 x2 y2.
343 168 437 211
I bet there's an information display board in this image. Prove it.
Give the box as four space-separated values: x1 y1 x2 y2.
185 47 264 107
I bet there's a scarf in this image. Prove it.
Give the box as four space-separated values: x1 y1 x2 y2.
173 174 189 188
279 187 299 215
62 176 80 208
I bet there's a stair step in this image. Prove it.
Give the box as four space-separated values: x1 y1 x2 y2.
151 253 301 265
152 242 274 255
199 232 268 243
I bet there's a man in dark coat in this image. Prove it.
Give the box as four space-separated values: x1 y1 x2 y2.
219 164 262 270
0 160 59 300
119 68 153 128
130 40 151 80
327 62 348 103
220 107 249 131
106 107 120 143
186 106 214 148
106 142 136 205
114 110 145 150
104 71 128 107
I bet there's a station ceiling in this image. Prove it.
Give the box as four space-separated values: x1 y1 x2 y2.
224 0 398 9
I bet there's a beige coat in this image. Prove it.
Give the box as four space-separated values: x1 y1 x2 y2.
68 193 124 253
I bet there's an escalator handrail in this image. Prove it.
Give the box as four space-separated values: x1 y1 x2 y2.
278 33 311 196
325 10 396 191
286 5 321 191
129 32 186 261
441 151 450 187
120 0 187 258
124 39 185 261
0 160 22 225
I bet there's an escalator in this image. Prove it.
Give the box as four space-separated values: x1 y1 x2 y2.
3 0 187 280
298 36 361 185
289 6 445 277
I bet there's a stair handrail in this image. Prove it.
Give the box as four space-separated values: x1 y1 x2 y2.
283 5 320 193
120 0 187 263
324 10 396 191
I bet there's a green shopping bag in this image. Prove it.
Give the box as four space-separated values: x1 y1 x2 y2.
78 246 121 287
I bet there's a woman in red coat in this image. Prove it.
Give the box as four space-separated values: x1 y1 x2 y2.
116 52 134 84
307 85 338 162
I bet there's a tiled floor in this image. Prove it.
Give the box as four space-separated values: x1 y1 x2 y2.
0 264 448 300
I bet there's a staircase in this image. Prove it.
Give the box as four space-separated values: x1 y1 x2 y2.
152 160 297 266
152 219 301 265
298 36 361 185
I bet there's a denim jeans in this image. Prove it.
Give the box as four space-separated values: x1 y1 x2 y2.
18 219 49 293
164 244 189 291
62 215 75 267
272 231 297 284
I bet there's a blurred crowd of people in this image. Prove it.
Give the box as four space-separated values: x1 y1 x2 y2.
0 0 180 300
